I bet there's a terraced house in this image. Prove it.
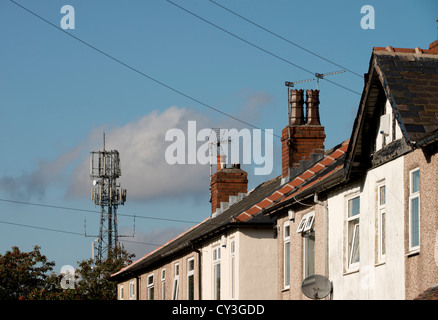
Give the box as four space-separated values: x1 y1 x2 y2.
111 30 438 300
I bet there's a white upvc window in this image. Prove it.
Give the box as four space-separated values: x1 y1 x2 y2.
230 239 236 299
172 263 180 300
187 257 195 300
347 194 360 270
377 182 386 263
147 274 154 300
161 269 166 300
303 232 315 278
409 168 420 252
213 246 221 300
297 212 315 234
119 285 124 300
283 222 290 289
129 280 135 300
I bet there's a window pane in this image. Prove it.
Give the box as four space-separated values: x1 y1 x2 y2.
305 234 315 277
149 287 154 300
349 223 360 265
188 274 194 300
231 256 235 299
285 225 290 238
188 259 194 272
412 170 420 193
381 211 386 255
173 279 179 300
348 197 360 217
411 197 420 247
214 264 221 300
284 242 290 287
379 185 386 206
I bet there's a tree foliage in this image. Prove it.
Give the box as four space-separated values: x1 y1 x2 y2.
0 246 134 300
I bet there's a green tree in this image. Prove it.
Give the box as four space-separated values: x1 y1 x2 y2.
74 247 135 300
0 246 55 300
0 245 135 300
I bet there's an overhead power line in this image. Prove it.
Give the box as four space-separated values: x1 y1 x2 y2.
0 219 162 247
0 198 201 225
166 0 361 96
207 0 363 78
7 0 281 139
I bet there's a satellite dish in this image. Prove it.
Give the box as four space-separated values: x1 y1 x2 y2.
93 179 98 186
301 274 332 300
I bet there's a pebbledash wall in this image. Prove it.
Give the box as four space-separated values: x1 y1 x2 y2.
277 204 327 300
404 147 438 300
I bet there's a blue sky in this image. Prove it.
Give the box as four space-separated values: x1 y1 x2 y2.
0 0 437 271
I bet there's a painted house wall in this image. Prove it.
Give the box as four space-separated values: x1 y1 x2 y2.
200 227 277 300
328 156 405 299
238 228 278 299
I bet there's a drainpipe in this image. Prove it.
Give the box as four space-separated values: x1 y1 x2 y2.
190 241 202 300
314 194 328 279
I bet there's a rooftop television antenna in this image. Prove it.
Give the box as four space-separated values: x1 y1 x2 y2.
285 70 345 120
301 274 333 300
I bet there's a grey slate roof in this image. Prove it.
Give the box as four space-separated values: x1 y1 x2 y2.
374 49 438 142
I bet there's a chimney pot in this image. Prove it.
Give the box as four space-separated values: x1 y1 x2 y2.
289 89 305 125
305 89 321 125
217 155 226 171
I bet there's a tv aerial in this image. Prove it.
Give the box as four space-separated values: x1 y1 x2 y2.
301 274 333 300
285 70 345 89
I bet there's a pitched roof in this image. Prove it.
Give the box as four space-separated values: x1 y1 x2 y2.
346 45 438 179
414 283 438 300
112 139 350 280
373 47 438 142
259 140 349 215
111 174 281 279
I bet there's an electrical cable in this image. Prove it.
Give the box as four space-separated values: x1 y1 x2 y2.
207 0 363 78
7 0 281 139
0 197 202 225
0 219 162 247
166 0 361 96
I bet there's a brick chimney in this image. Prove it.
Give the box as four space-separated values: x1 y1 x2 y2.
211 155 248 215
281 89 326 179
429 19 438 51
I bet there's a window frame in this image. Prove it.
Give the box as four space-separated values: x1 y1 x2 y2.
346 193 360 271
187 257 195 300
129 280 136 300
409 168 420 252
297 212 315 234
303 232 315 279
230 239 236 299
212 245 221 300
119 285 124 300
377 182 386 263
172 263 180 300
147 274 154 300
283 222 291 289
161 268 166 300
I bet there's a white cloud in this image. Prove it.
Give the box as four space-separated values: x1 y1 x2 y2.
67 106 213 201
0 90 275 202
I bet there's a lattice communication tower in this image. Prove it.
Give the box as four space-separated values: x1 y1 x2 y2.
90 134 127 260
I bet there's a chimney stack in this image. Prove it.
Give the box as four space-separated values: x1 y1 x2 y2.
210 160 248 215
281 89 325 179
429 19 438 51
